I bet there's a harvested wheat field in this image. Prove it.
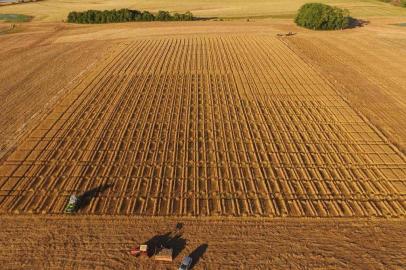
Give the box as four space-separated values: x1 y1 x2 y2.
0 23 112 159
282 28 406 154
0 9 405 270
1 29 405 217
1 216 405 269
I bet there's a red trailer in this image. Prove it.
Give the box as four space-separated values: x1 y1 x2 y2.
130 244 148 257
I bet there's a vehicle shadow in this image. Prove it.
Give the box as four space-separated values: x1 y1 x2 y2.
77 183 112 210
145 229 186 259
145 232 172 257
168 234 187 259
189 244 208 269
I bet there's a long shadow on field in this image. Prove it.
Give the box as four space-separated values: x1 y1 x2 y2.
77 183 112 210
349 18 369 28
145 232 172 257
189 244 208 269
145 228 186 259
168 234 187 259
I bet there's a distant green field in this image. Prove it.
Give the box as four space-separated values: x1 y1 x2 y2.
0 13 32 22
0 0 406 22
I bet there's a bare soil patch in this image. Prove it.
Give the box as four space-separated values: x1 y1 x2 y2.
0 216 405 269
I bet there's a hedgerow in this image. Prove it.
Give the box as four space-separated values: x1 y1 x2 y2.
67 9 194 24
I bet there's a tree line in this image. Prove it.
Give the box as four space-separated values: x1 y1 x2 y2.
67 9 194 24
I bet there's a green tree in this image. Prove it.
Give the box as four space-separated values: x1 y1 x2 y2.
295 3 351 30
141 11 155 21
67 9 194 24
156 10 172 21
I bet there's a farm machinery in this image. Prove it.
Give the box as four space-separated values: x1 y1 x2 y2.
64 194 80 213
130 240 174 261
153 224 184 262
130 223 184 262
130 244 149 257
276 32 296 37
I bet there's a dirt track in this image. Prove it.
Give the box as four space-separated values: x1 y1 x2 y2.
0 216 405 269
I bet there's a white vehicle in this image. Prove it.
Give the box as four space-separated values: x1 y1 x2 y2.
64 194 79 213
178 256 192 270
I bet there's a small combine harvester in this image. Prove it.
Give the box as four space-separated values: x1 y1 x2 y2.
154 224 184 262
130 224 183 262
276 32 296 37
130 236 175 262
64 194 80 213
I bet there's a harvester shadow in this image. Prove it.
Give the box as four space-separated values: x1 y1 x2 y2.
77 183 112 210
276 32 296 37
168 234 187 259
145 232 172 257
145 230 186 259
189 244 208 269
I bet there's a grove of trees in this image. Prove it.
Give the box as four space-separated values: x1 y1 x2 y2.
67 9 194 24
294 3 352 30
